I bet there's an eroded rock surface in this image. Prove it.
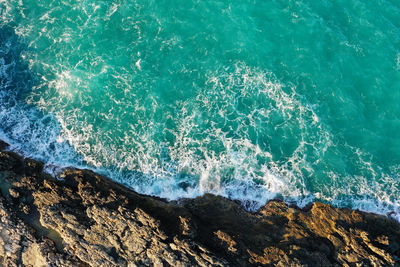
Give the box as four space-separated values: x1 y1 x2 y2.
0 142 399 266
0 183 82 266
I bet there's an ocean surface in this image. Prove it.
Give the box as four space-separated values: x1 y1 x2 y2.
1 0 400 219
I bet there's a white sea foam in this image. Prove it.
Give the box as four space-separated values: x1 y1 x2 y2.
1 4 399 222
25 63 323 207
0 0 14 25
3 49 400 222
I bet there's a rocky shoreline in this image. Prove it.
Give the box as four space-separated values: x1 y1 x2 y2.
0 139 399 266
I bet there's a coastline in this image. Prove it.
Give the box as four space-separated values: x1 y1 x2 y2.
0 139 399 266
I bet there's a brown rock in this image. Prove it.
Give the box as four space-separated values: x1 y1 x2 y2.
9 188 20 198
0 145 399 266
0 140 9 151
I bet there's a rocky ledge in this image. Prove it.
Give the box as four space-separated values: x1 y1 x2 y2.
0 140 399 266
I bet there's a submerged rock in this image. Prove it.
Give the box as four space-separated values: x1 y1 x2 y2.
0 143 399 266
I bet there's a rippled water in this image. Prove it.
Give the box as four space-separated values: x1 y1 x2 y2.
1 0 400 218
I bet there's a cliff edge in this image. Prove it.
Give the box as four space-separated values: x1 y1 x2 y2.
0 140 399 266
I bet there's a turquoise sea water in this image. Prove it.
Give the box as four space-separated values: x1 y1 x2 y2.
1 0 400 218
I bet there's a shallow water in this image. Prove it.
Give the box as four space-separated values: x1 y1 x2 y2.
1 0 399 218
